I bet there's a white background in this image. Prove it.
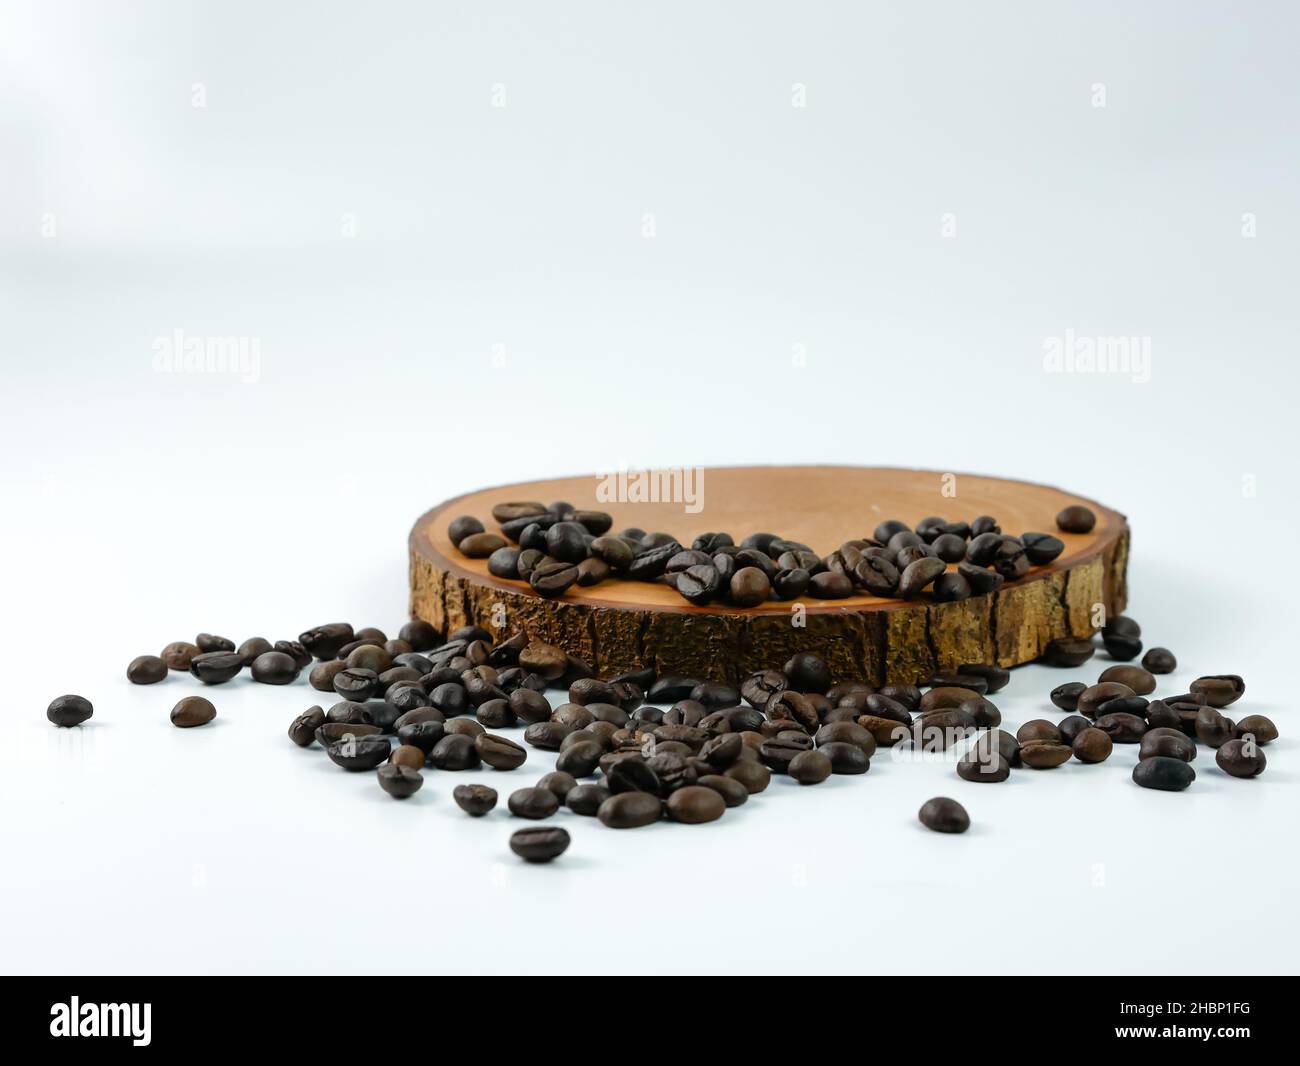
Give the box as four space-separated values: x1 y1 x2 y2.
2 1 1297 974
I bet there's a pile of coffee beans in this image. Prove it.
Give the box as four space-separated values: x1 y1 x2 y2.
448 502 1086 606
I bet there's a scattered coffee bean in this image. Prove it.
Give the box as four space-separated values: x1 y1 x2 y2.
1194 706 1235 748
190 652 244 685
453 783 497 816
475 733 527 770
170 696 216 728
1141 647 1177 674
288 705 326 746
1050 682 1087 712
127 655 168 685
510 826 570 862
598 790 662 828
1019 741 1073 769
161 642 200 671
390 744 426 770
1132 756 1195 792
196 633 236 653
430 733 480 770
1190 674 1245 708
1235 715 1277 745
665 785 726 823
1139 730 1196 762
251 650 299 685
1098 664 1155 695
47 694 93 728
1055 505 1096 534
566 782 611 815
377 764 424 799
1215 739 1266 779
458 532 506 558
508 786 560 820
327 734 390 770
918 797 970 833
1071 727 1113 764
447 515 486 547
1041 638 1095 668
788 749 832 784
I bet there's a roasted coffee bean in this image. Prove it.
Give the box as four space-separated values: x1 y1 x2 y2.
1139 730 1196 762
345 644 391 673
1057 715 1093 745
315 722 381 746
492 500 545 524
928 533 966 563
1143 699 1180 730
536 771 578 802
553 739 602 777
589 535 634 571
573 556 611 586
925 673 988 696
690 681 740 708
507 787 558 819
1190 674 1245 708
856 715 909 747
806 571 851 599
766 690 819 734
161 641 201 671
189 652 243 685
817 741 869 775
1235 715 1277 745
274 640 311 670
741 670 786 709
1077 682 1135 719
376 764 423 799
127 655 168 685
451 783 496 817
912 708 976 751
475 733 527 770
783 653 830 694
389 684 430 714
1055 505 1095 534
1016 719 1061 744
919 797 969 833
393 704 445 732
333 667 379 702
487 546 521 579
250 650 298 685
429 733 480 770
1050 682 1087 712
515 641 564 681
47 694 93 728
1071 727 1113 764
672 563 719 604
447 515 486 547
645 675 697 703
396 719 445 754
327 700 370 725
919 686 983 714
814 721 876 755
309 660 347 692
759 733 813 773
288 705 326 746
628 542 681 581
723 759 771 794
767 567 808 600
964 532 1004 567
645 753 696 794
1019 740 1072 769
957 562 1004 596
385 744 422 771
565 782 610 816
444 718 485 739
695 774 749 808
1040 637 1095 668
522 721 572 751
326 734 390 770
1102 632 1143 661
396 620 441 652
957 750 1010 782
604 757 656 795
665 785 726 823
509 826 570 863
1132 756 1195 792
1096 664 1156 696
528 562 579 598
473 698 512 729
458 531 506 559
1194 706 1235 748
196 633 236 653
1139 647 1176 674
729 567 771 607
897 557 945 598
1216 739 1266 779
930 572 971 603
992 540 1029 580
1019 532 1064 566
297 623 353 660
1095 712 1148 743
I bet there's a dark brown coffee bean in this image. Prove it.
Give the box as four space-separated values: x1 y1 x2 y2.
1040 637 1095 668
396 719 445 754
1095 712 1148 743
127 655 168 685
1071 727 1113 764
1077 682 1135 719
897 557 945 598
1194 706 1235 748
326 734 390 770
1139 730 1196 762
1057 715 1093 745
958 664 1011 694
931 572 971 602
1055 505 1096 534
377 764 423 798
170 696 216 728
1016 720 1061 744
288 705 326 746
728 566 771 607
1019 740 1072 769
957 562 1004 595
1132 756 1195 791
251 650 299 685
992 540 1029 580
1098 664 1155 695
1190 674 1245 708
309 660 347 692
528 562 579 598
723 759 770 794
694 774 749 808
196 633 236 653
1235 715 1277 745
492 500 545 524
956 750 1010 782
818 741 869 775
598 790 662 828
508 786 559 819
665 785 726 823
814 721 876 756
487 546 521 578
475 733 527 770
396 620 442 652
807 571 852 599
452 783 497 816
564 782 609 815
536 771 578 802
447 515 486 546
1141 647 1176 674
1215 738 1266 779
429 733 480 770
918 797 969 833
47 694 93 728
787 748 832 784
458 531 506 558
1050 682 1087 711
510 826 570 862
856 714 910 747
298 623 354 660
518 641 567 680
161 642 201 671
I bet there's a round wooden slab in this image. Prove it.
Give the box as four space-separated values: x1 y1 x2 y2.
409 466 1129 685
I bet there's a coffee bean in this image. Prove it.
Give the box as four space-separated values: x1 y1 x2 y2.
1194 706 1235 748
1097 665 1155 695
665 785 726 823
1190 674 1245 708
510 826 570 863
1049 682 1086 712
1071 727 1113 763
47 694 93 728
428 733 479 770
920 686 983 713
784 653 830 694
1235 715 1277 745
1139 730 1196 762
931 572 972 603
1095 712 1148 743
1077 682 1135 719
766 690 820 734
1057 715 1093 745
251 650 299 685
486 547 520 579
806 571 851 599
309 660 347 692
786 748 831 784
1136 648 1174 675
958 562 1004 596
1021 532 1065 565
297 623 352 660
377 764 423 798
956 750 1010 782
161 641 201 671
556 740 603 777
196 633 236 653
1102 632 1143 661
450 783 496 817
898 557 946 598
167 695 215 728
1016 720 1061 744
854 555 900 596
475 733 527 770
492 501 545 524
815 721 876 755
396 620 441 652
288 705 326 746
628 542 681 580
448 515 486 547
723 759 770 794
327 734 390 770
992 540 1029 580
1055 505 1096 534
597 790 662 828
396 719 444 754
127 655 168 685
729 567 771 607
1132 756 1195 791
1040 637 1095 668
741 670 786 709
507 786 559 819
1019 741 1072 769
564 782 609 815
818 741 870 775
1216 738 1266 779
918 797 969 833
333 667 379 702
